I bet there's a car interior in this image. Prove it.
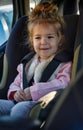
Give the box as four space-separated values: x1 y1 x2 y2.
0 0 83 130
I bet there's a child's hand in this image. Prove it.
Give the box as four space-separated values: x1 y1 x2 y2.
14 89 27 102
24 88 32 100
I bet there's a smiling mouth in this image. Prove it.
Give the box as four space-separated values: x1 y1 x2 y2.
40 48 49 50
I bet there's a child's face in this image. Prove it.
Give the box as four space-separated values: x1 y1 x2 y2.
32 23 61 60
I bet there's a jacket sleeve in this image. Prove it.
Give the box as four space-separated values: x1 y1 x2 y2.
7 64 23 100
30 61 72 101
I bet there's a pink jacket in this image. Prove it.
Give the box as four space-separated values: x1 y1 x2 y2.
7 61 72 101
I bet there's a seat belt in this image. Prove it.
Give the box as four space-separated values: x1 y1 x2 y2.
22 54 61 89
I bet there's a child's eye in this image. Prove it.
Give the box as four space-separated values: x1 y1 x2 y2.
35 37 41 39
48 36 55 39
48 35 58 39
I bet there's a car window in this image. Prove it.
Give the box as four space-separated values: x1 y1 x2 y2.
30 0 41 10
0 0 13 46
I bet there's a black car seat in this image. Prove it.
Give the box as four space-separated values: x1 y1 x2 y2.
0 15 30 99
71 0 83 80
75 0 83 74
63 0 79 15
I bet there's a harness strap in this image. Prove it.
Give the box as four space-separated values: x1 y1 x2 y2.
22 52 35 89
22 53 61 89
39 58 61 82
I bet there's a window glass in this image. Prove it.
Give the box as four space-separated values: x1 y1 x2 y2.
30 0 41 11
0 0 13 46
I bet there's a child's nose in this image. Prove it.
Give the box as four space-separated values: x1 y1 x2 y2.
41 37 48 44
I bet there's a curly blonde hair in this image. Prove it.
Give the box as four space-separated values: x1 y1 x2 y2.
28 2 66 51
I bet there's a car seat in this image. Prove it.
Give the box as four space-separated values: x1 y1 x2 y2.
75 0 83 74
0 15 30 99
63 0 79 15
71 0 83 80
